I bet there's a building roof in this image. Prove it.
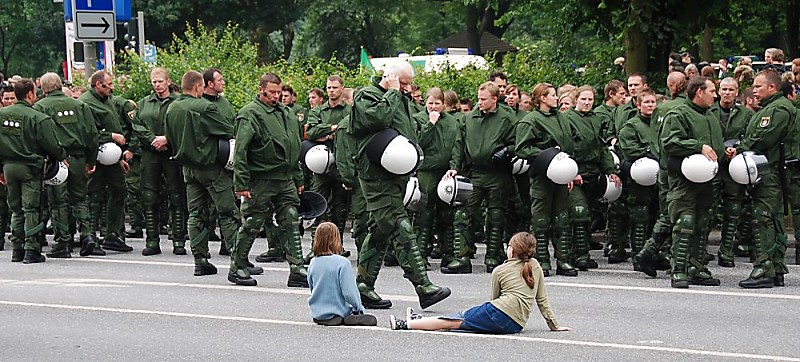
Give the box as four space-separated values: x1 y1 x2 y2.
434 29 517 55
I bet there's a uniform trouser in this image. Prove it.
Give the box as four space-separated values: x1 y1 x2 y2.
88 163 126 238
140 149 185 246
718 175 746 262
48 156 93 248
415 170 454 260
0 183 10 238
356 177 433 292
125 155 144 231
530 175 571 269
569 183 593 263
183 166 239 262
607 192 629 252
4 164 44 251
506 174 531 239
350 182 370 253
626 182 657 256
310 171 351 239
232 179 301 277
668 177 714 280
747 173 788 278
467 173 510 266
642 169 671 255
787 167 800 244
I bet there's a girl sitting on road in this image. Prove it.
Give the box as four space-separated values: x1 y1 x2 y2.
389 232 571 334
307 222 377 326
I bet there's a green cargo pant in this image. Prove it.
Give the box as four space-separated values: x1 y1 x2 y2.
466 172 511 267
0 183 9 239
125 155 144 232
48 156 93 248
747 173 787 278
415 169 454 261
183 166 239 262
88 163 127 238
141 149 185 245
4 164 44 251
667 175 715 280
349 182 370 252
529 175 571 269
310 170 351 238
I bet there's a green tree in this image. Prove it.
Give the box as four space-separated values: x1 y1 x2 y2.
0 0 65 76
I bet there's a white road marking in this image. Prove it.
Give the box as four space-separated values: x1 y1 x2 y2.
0 299 797 361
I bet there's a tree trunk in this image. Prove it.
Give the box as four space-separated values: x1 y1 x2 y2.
700 24 713 62
787 0 799 58
282 22 295 60
465 3 483 54
624 17 648 75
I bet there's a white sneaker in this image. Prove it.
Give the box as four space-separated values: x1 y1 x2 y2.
389 315 408 330
406 307 422 321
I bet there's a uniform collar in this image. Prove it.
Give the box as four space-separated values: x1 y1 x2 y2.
534 107 556 117
759 93 783 107
202 93 223 102
90 88 108 102
14 99 32 108
686 98 708 114
47 90 65 97
256 97 280 113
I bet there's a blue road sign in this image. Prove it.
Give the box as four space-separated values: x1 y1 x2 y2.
143 45 157 64
66 0 129 22
74 0 114 11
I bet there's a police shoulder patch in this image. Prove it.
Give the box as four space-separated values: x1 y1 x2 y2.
759 116 771 127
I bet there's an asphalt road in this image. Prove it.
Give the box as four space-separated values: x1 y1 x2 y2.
1 231 799 361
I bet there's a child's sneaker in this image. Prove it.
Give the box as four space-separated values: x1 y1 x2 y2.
406 307 422 321
389 315 408 330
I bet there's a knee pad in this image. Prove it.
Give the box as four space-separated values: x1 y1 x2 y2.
553 212 570 230
675 214 695 234
629 204 649 223
277 206 300 226
532 217 549 231
142 190 159 205
571 205 591 223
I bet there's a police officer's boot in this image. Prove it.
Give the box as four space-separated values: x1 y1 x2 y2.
102 232 133 252
670 232 690 288
717 216 738 267
23 249 46 264
442 209 472 274
738 225 775 289
553 220 578 277
356 232 392 309
795 245 800 266
256 242 286 263
573 221 594 271
735 210 755 260
634 231 668 277
395 219 451 309
607 216 629 263
142 207 162 256
193 255 217 276
629 221 647 272
533 229 552 277
688 236 720 286
484 226 502 273
283 220 309 288
170 201 187 255
438 220 455 268
415 212 433 261
46 240 72 259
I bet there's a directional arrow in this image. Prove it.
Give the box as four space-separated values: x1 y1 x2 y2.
82 16 110 33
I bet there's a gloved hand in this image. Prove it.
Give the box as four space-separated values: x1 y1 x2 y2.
492 146 510 164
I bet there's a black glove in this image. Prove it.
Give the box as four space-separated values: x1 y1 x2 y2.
492 146 510 164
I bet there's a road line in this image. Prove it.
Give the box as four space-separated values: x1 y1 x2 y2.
547 282 800 301
0 300 797 361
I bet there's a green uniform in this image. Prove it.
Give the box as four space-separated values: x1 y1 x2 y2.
661 99 724 287
565 108 616 270
618 113 658 262
334 115 370 253
202 93 236 247
606 100 638 262
593 103 616 143
506 106 531 243
350 82 449 308
516 107 576 275
0 100 66 255
0 184 8 250
448 106 515 273
710 103 754 266
132 92 185 254
230 97 306 285
164 94 238 272
108 95 143 237
735 93 797 285
80 89 134 246
409 110 457 270
33 91 99 254
305 101 352 239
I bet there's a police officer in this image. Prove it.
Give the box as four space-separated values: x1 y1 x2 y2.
0 79 67 263
164 70 239 277
334 113 370 253
229 73 307 287
444 82 514 273
412 88 457 266
661 76 724 288
349 62 450 309
0 85 10 250
112 94 143 240
516 83 578 277
33 73 99 258
617 89 659 270
305 75 352 246
711 77 754 267
131 67 185 256
202 68 236 252
565 86 620 271
727 70 797 288
80 71 134 253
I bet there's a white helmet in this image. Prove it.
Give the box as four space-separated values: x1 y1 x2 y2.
403 177 427 212
609 148 620 171
598 175 622 202
365 129 423 175
532 147 578 185
304 144 335 174
728 152 770 185
511 157 530 175
629 157 659 186
681 154 718 183
97 142 122 165
43 160 69 186
437 176 473 206
217 139 235 171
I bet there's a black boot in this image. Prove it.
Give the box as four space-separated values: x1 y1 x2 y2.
22 249 46 264
193 257 217 276
717 216 738 267
573 222 592 271
11 248 24 262
79 235 96 257
46 244 72 258
441 209 472 274
102 234 133 252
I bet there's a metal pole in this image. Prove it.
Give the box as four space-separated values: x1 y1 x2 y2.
83 41 97 78
137 11 145 57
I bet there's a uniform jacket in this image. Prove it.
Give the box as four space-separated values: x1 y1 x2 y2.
164 94 232 169
33 90 98 165
0 100 66 167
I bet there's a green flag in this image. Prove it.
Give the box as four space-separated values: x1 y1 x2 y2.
360 47 374 71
